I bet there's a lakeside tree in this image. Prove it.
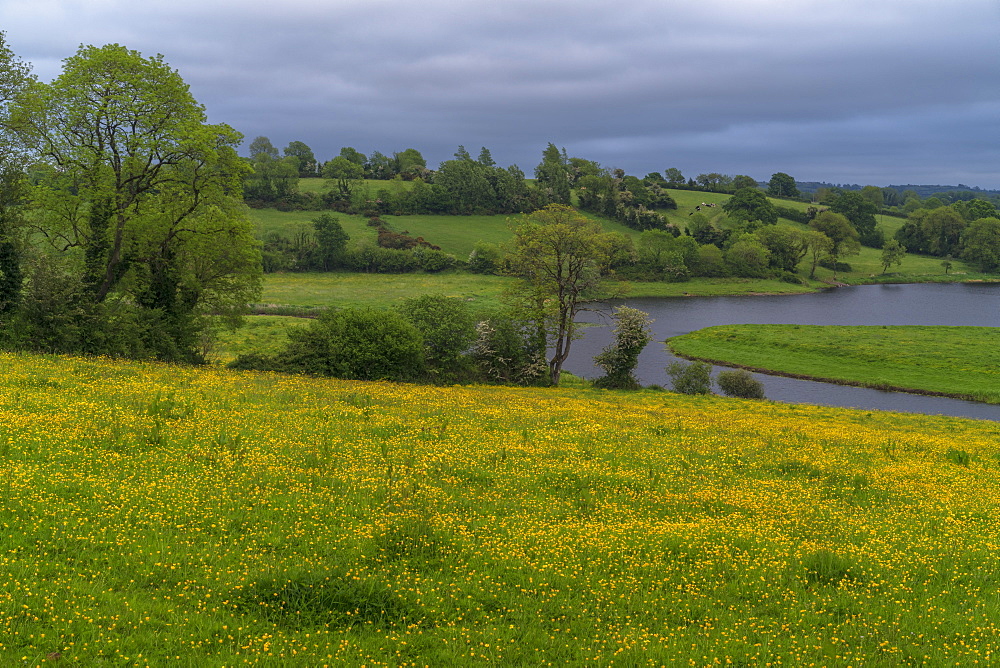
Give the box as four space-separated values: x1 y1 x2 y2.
880 239 906 274
506 204 619 385
960 217 1000 272
8 43 261 360
754 225 807 273
593 306 653 389
716 369 766 399
896 206 966 257
803 230 833 279
400 295 477 380
666 360 713 395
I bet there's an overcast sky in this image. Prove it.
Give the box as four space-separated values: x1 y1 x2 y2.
3 0 999 188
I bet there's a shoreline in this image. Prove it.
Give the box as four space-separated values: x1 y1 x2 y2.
667 348 996 406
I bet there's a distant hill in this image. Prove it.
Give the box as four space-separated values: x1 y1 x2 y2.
796 181 1000 200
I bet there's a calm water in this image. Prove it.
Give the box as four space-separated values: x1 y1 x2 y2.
566 283 1000 421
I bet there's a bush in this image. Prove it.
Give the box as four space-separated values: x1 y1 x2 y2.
467 241 502 274
344 244 421 273
399 295 476 381
716 369 766 399
277 307 424 381
592 306 653 390
471 310 547 385
818 258 852 273
414 248 456 273
666 360 713 395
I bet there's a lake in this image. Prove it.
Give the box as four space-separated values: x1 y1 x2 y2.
566 282 1000 421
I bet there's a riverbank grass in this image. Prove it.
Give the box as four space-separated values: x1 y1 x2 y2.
4 351 1000 664
668 324 1000 403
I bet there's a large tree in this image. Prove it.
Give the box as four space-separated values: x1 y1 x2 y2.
830 190 881 247
0 32 30 317
960 217 1000 272
394 148 426 179
283 140 317 177
723 187 778 228
767 172 800 199
245 136 298 203
10 43 260 359
810 211 860 279
534 143 571 205
322 155 364 199
506 204 619 385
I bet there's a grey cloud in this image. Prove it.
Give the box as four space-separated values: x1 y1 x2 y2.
2 0 999 186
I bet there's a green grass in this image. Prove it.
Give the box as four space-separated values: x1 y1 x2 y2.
249 207 642 259
210 315 310 363
260 270 512 312
258 272 829 315
4 351 1000 664
669 324 1000 403
247 208 375 241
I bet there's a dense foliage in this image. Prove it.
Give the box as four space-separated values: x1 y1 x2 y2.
1 40 261 362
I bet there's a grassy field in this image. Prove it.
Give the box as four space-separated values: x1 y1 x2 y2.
669 324 1000 403
259 271 512 312
3 351 1000 664
255 270 993 321
210 315 311 363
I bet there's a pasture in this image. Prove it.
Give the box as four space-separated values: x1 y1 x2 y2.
2 352 1000 664
669 324 1000 404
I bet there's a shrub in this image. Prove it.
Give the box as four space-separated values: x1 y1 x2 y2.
471 310 547 385
414 248 456 273
399 295 476 381
344 244 421 273
467 241 502 274
278 307 424 381
716 369 766 399
593 306 653 390
818 258 852 273
666 360 713 395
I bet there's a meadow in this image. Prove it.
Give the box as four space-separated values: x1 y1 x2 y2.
3 352 1000 665
668 324 1000 404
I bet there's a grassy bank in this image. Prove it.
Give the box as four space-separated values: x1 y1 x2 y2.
668 324 1000 403
3 352 1000 664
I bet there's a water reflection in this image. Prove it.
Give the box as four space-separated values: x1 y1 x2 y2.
566 283 1000 421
